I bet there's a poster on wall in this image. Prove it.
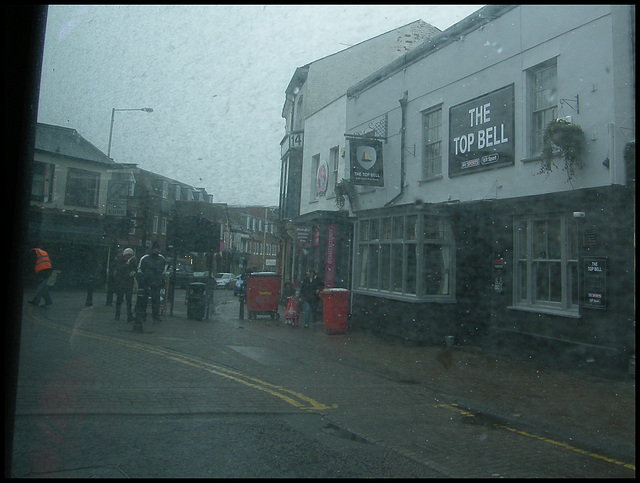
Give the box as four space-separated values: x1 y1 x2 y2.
350 138 383 186
324 224 337 288
449 84 515 177
316 159 328 197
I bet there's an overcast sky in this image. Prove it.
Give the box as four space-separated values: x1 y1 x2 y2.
37 5 483 206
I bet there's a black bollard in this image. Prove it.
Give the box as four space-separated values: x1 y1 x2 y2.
85 275 94 306
239 295 244 320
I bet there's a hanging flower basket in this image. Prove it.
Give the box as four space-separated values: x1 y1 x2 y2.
334 178 358 210
539 118 586 181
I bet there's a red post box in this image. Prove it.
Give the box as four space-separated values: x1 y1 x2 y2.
245 272 281 319
318 288 350 334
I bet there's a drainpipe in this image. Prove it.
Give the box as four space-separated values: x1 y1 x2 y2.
386 90 408 206
607 122 616 185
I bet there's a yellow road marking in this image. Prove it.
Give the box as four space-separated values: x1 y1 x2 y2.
435 402 635 471
25 309 337 411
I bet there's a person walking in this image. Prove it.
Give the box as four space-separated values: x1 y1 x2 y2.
299 269 323 327
136 241 166 324
113 247 137 322
28 247 53 307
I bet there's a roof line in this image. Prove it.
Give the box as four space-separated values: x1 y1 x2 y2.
347 5 517 98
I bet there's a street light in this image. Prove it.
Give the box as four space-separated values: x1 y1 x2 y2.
104 107 153 304
107 107 154 158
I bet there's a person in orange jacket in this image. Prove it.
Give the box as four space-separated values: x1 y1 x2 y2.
28 247 53 307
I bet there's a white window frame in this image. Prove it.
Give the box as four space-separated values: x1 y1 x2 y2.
529 59 558 156
512 215 579 316
65 167 100 208
329 146 339 197
310 153 320 201
355 213 455 302
422 105 443 179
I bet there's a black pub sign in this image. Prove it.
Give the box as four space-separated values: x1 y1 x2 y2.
582 257 607 309
449 84 515 177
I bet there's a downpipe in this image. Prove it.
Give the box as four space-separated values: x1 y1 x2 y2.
386 90 408 206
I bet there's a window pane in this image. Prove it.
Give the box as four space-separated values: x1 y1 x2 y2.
381 218 391 240
535 261 550 301
392 217 403 239
517 260 528 302
359 220 369 241
515 220 528 259
380 244 390 291
568 220 578 260
391 245 403 292
405 215 417 240
533 220 547 259
549 262 562 302
423 107 442 177
406 245 416 294
423 217 444 239
530 61 557 154
367 244 379 289
548 219 561 259
65 168 99 207
370 218 379 240
569 261 578 306
424 245 449 295
358 244 369 287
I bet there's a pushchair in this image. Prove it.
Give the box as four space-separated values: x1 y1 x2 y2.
284 292 300 327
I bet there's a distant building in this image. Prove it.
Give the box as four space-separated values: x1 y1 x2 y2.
29 122 217 288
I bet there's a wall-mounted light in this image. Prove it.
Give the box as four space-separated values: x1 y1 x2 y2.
602 157 610 168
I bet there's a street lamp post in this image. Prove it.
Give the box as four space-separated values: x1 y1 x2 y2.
105 107 153 305
107 107 154 158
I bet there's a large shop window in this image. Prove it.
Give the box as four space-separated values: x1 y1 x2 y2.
356 214 454 301
64 167 100 208
31 161 55 203
513 216 578 315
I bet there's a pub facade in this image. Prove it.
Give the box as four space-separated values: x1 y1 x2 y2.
344 5 635 369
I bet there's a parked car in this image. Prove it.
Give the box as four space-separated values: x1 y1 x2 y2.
164 264 195 289
214 272 235 289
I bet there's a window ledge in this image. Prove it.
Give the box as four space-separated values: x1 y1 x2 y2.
507 304 581 318
418 174 443 185
353 288 456 304
520 154 543 164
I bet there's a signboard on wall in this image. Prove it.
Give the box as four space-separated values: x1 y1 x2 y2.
316 159 328 196
295 226 312 246
449 84 515 177
582 257 607 309
350 138 383 186
324 224 337 288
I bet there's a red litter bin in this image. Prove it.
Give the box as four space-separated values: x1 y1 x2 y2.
246 272 281 320
319 288 350 334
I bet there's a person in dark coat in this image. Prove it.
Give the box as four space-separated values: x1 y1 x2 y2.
136 241 166 323
299 269 323 327
113 247 137 321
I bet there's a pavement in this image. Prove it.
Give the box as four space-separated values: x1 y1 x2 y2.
15 288 636 468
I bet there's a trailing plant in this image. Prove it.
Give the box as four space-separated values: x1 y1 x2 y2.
539 118 586 181
334 178 358 210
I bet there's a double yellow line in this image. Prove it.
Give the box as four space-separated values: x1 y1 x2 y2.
25 309 337 411
435 403 635 471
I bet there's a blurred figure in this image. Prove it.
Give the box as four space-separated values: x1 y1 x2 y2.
28 247 53 307
136 241 166 324
113 248 137 322
300 269 323 327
